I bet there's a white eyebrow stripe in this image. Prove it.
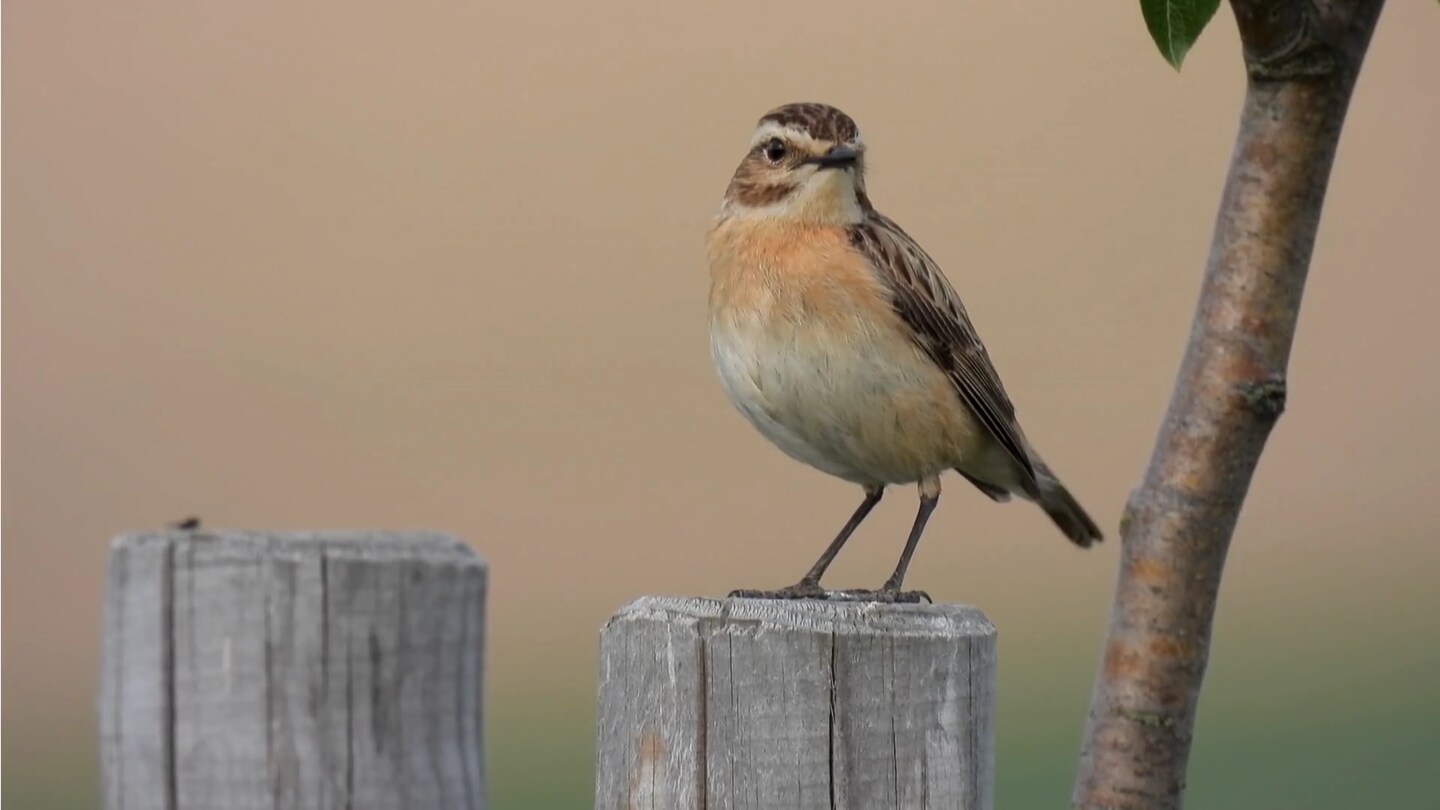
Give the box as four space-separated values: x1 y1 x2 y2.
747 122 816 149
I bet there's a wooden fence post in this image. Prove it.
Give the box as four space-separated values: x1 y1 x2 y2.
98 530 488 809
595 597 996 810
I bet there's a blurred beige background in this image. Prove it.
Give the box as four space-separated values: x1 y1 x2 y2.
6 1 1438 806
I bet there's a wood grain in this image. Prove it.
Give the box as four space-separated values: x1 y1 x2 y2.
595 597 995 810
98 531 487 809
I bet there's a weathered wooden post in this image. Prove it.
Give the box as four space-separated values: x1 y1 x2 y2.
98 530 487 809
595 597 996 810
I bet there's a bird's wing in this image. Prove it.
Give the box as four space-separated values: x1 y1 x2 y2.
847 212 1039 494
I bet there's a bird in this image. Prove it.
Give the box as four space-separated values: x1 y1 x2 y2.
707 102 1102 603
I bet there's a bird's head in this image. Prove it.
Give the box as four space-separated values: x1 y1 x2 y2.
721 102 870 226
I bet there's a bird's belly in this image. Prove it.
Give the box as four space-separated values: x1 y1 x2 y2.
710 311 983 485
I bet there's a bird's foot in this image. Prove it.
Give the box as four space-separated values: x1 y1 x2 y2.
727 580 828 600
828 588 932 604
727 583 930 604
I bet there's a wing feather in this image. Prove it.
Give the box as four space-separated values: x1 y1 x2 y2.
848 213 1039 493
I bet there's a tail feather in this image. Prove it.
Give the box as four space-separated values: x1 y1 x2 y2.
1033 462 1103 548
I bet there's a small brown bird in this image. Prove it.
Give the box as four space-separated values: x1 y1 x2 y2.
708 102 1101 602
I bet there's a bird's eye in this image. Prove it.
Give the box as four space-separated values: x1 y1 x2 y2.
763 138 787 164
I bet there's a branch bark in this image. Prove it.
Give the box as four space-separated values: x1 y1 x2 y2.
1071 2 1386 808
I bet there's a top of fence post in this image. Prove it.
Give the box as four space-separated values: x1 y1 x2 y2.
595 595 997 810
98 530 488 810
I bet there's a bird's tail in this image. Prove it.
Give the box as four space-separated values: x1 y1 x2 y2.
1032 458 1103 548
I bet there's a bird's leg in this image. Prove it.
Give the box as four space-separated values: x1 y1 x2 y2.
793 486 884 589
837 478 940 604
876 492 938 601
728 486 883 600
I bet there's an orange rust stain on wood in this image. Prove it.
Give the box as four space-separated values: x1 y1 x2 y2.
626 729 666 809
639 729 663 764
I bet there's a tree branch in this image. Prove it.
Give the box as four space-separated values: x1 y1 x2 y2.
1071 2 1386 808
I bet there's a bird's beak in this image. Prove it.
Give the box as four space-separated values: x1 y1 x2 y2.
806 144 860 169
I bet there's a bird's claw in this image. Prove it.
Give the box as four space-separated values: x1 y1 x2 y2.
826 588 931 604
727 584 931 604
727 581 828 600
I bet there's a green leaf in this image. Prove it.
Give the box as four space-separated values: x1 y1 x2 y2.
1141 0 1223 69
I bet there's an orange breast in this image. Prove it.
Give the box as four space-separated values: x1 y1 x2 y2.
708 219 896 330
